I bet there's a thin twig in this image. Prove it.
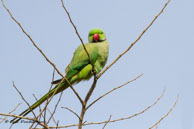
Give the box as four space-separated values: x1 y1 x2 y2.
56 120 59 129
149 95 179 129
32 94 44 120
33 104 59 129
0 103 21 123
86 74 143 110
97 0 171 79
1 0 60 78
102 115 112 129
45 70 59 125
12 81 36 118
1 0 83 105
61 107 80 120
32 94 45 129
47 91 64 124
44 69 56 124
47 108 58 125
60 0 93 69
36 88 165 129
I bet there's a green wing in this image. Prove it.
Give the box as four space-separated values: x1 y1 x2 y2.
66 43 99 79
51 43 99 85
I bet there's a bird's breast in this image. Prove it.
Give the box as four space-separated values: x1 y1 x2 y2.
96 41 109 68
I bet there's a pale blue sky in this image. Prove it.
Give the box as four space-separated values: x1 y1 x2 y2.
1 0 194 129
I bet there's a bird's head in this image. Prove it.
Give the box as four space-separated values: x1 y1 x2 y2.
88 28 106 43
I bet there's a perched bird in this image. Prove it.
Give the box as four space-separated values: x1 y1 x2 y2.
11 28 109 123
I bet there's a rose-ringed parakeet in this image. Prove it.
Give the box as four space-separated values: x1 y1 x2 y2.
11 28 109 123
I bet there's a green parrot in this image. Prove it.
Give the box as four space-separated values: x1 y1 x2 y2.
11 28 109 123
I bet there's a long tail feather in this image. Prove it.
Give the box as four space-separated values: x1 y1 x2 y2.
10 81 68 124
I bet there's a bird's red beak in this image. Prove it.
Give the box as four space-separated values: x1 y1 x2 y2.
93 33 99 42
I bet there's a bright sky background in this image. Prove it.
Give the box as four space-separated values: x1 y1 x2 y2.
1 0 194 129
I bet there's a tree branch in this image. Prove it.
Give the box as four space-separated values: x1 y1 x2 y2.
87 74 143 110
36 88 165 129
60 0 94 69
149 95 179 129
97 0 171 79
102 115 112 129
47 91 64 124
61 107 80 120
12 81 36 118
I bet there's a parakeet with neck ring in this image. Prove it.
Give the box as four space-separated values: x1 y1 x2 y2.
11 28 109 123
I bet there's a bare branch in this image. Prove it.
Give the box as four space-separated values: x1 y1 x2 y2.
44 69 56 123
36 88 165 129
12 81 36 118
0 103 21 123
47 91 64 124
1 0 60 77
97 0 171 79
149 95 179 129
42 69 56 125
78 77 98 129
1 0 83 105
56 120 59 129
61 107 80 120
46 108 58 125
60 0 94 69
102 115 112 129
87 74 143 110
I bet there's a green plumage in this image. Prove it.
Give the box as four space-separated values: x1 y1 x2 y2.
11 28 109 123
